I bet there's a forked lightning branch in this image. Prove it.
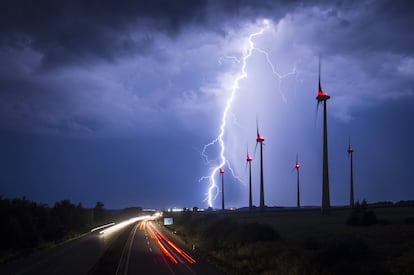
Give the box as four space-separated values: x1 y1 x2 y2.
199 19 297 208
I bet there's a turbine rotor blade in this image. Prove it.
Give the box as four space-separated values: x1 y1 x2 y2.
254 118 260 158
314 101 320 127
318 56 322 92
254 141 259 159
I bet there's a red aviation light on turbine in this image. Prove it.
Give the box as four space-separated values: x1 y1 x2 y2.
246 155 253 162
256 134 265 143
294 154 300 170
219 168 225 174
317 84 330 101
347 145 354 154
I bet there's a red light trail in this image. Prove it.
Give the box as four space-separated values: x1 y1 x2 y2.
140 220 196 265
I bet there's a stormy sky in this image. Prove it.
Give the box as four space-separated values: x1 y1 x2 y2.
1 0 413 209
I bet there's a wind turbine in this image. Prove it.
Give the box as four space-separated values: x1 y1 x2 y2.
347 141 355 207
255 120 265 210
316 59 331 214
246 149 253 210
294 154 301 208
219 168 225 211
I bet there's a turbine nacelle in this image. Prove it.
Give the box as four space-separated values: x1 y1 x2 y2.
347 145 354 157
256 134 265 143
219 168 225 174
246 155 253 162
294 154 300 170
316 89 330 102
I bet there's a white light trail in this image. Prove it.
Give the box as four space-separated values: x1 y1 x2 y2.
200 19 297 208
99 215 151 236
90 222 115 232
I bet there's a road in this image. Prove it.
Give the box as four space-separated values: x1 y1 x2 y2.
0 216 149 275
0 216 224 275
116 219 223 275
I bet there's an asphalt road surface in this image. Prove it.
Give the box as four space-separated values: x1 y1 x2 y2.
0 216 224 275
117 220 224 275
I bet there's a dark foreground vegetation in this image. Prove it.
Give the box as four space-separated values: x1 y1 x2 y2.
164 202 414 275
0 196 125 264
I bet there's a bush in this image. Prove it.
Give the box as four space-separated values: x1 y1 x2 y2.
361 210 377 226
347 200 377 226
404 217 414 224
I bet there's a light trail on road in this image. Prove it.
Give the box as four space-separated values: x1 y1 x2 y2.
141 220 196 265
99 215 150 236
148 222 196 264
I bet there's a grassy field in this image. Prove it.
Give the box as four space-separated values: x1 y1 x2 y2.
162 205 414 275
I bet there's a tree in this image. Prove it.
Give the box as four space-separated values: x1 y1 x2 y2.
93 201 110 224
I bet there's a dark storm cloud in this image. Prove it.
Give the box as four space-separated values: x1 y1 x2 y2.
0 72 105 134
279 0 414 57
0 0 319 69
0 0 209 69
372 0 414 54
1 0 413 64
0 0 413 134
0 0 294 135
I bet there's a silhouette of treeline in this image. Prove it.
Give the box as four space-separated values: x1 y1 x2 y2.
0 196 111 259
368 200 414 207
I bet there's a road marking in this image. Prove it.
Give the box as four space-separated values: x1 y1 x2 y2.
116 222 139 275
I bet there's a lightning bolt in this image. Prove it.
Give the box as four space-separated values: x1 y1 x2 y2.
200 19 297 208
